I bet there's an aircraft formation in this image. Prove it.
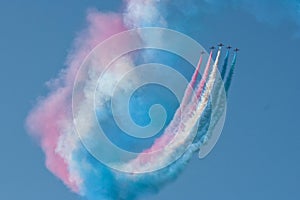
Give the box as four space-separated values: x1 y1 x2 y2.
209 43 239 52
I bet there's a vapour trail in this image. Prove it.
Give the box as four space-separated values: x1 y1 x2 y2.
123 47 223 173
26 0 240 197
167 52 204 134
195 48 222 114
209 49 231 127
196 49 237 150
182 52 204 106
221 50 230 79
225 52 237 93
195 50 213 99
189 47 223 151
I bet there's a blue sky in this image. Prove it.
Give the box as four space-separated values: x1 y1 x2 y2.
1 1 300 200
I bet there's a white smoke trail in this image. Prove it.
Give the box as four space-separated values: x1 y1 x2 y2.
122 48 222 173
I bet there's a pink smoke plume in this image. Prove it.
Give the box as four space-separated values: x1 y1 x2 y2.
26 10 127 192
196 50 213 99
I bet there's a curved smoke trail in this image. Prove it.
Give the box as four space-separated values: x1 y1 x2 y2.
26 1 239 200
221 50 230 80
225 52 237 94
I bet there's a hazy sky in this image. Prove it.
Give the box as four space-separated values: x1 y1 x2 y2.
1 1 300 199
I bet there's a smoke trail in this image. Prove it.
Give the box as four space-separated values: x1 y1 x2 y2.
191 47 223 148
26 1 237 199
225 52 237 93
205 49 230 132
196 48 222 114
122 47 223 173
167 52 204 135
195 50 213 99
221 49 230 80
182 52 204 106
77 43 225 199
26 10 127 193
198 50 236 148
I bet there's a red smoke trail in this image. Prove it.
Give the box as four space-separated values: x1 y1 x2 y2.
187 50 213 112
195 50 213 99
153 52 204 145
138 48 222 163
171 53 204 132
181 52 204 107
